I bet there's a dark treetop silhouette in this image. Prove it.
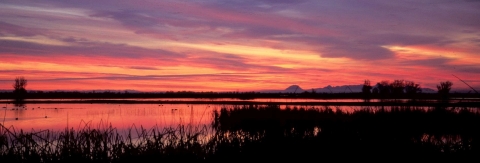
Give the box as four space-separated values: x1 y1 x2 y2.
437 81 453 94
12 77 27 101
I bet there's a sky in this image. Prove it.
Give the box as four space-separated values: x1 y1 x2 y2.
0 0 479 92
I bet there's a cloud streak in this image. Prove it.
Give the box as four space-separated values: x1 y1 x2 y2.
0 0 479 91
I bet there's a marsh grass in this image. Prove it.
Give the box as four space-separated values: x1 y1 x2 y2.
212 105 480 160
0 122 213 162
1 105 480 162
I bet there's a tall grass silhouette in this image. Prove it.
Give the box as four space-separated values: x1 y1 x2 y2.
0 123 212 162
1 105 480 162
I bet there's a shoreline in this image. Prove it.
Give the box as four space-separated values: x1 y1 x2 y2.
1 99 479 107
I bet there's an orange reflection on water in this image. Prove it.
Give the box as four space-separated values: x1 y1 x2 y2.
0 103 217 132
1 103 428 132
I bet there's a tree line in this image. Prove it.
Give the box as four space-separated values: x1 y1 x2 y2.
2 77 474 100
361 79 454 99
362 80 452 95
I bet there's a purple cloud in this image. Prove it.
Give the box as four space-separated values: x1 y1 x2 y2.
1 0 480 90
0 21 46 37
0 39 185 60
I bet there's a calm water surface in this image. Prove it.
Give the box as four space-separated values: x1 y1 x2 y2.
0 103 220 131
0 102 370 131
1 98 478 131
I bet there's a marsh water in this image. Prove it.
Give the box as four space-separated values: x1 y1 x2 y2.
0 103 366 131
2 98 480 160
0 97 479 131
0 103 219 131
1 98 478 132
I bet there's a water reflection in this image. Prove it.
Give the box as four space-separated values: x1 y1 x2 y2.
2 104 480 161
2 103 480 132
0 104 218 131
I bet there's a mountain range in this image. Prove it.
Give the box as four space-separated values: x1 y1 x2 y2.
259 84 438 93
1 85 476 93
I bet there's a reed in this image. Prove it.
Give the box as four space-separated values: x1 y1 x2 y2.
212 105 480 159
1 105 480 162
0 123 212 162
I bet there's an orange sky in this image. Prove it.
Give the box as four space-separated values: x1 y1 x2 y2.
1 0 479 92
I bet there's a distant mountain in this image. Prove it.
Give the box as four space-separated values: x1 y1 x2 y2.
259 84 363 93
1 86 476 94
421 88 436 93
258 84 457 94
313 85 363 93
284 85 304 93
258 85 304 93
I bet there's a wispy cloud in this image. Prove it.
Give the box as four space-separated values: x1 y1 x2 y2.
0 0 479 90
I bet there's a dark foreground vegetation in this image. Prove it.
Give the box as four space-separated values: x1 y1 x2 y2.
2 105 480 162
214 105 480 160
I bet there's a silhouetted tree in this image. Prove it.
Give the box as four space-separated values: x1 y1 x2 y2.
377 80 391 95
362 80 372 95
437 81 452 103
362 80 372 102
390 80 405 96
13 77 27 94
13 76 28 101
405 81 422 95
437 81 453 94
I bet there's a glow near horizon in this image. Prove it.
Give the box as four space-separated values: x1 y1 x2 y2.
0 0 479 91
